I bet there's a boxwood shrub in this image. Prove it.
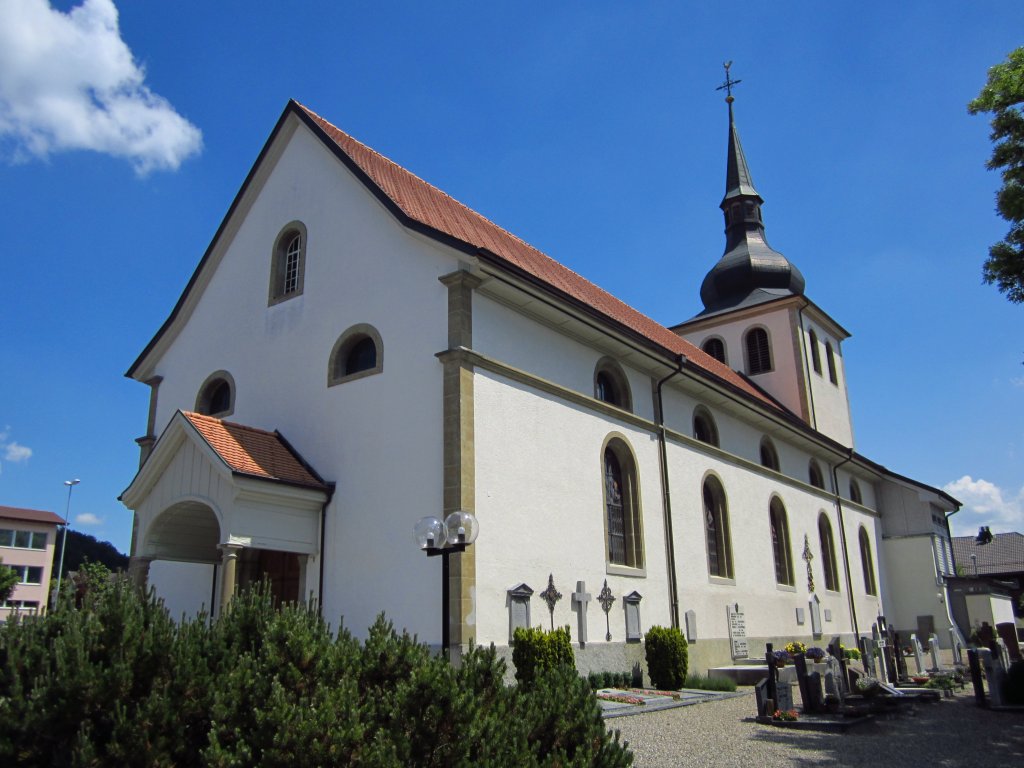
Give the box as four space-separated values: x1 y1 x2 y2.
644 625 688 690
511 625 575 686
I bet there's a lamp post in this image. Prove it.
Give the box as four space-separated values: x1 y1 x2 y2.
414 510 479 658
54 479 80 601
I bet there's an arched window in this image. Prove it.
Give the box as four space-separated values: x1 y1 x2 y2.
703 476 733 579
693 406 719 448
849 478 863 505
195 371 235 417
744 327 772 375
769 497 794 586
268 222 307 304
702 337 727 364
603 439 643 569
818 513 840 592
859 526 877 595
760 437 780 471
825 342 838 385
808 459 825 490
808 329 822 374
594 357 632 411
328 324 383 385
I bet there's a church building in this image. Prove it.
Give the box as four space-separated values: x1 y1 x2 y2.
121 90 961 676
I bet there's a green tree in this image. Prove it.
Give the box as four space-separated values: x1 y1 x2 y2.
0 559 18 602
968 46 1024 303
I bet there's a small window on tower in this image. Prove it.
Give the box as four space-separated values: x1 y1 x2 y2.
825 342 838 385
744 327 772 375
808 329 822 374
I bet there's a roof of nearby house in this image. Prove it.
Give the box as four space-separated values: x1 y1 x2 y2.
0 505 64 526
183 412 328 490
951 532 1024 575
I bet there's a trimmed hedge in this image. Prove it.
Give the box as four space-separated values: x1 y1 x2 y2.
0 581 630 767
644 625 688 690
511 625 575 686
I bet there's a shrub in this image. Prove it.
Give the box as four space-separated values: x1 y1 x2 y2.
511 625 575 686
0 582 630 767
644 625 688 690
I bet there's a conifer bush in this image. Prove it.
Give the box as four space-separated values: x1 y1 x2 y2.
0 581 631 767
644 625 688 690
511 625 575 686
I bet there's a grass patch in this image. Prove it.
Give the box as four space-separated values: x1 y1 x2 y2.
683 673 737 692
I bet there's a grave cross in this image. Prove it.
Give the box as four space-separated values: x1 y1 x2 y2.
571 580 591 648
598 579 615 641
539 574 562 630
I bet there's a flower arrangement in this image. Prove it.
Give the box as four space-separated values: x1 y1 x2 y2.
773 709 799 721
784 641 807 655
805 646 827 662
855 676 881 697
596 692 646 705
772 649 793 666
841 644 862 661
628 688 682 700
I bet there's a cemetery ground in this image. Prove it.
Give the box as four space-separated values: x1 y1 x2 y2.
611 682 1024 767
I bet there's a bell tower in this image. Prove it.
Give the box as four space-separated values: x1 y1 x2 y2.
673 65 855 447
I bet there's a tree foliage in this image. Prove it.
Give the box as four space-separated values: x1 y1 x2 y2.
0 559 18 603
968 46 1024 303
0 581 631 767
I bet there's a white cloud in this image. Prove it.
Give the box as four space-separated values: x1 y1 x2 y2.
75 512 102 526
943 475 1024 536
3 442 32 462
0 0 202 174
0 427 33 473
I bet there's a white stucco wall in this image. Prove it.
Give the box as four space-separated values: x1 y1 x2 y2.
139 122 458 639
800 317 854 446
879 535 952 644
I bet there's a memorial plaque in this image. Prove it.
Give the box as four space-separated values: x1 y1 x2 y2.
727 603 748 659
796 607 805 625
684 609 697 643
507 583 533 642
776 681 794 711
624 591 643 642
809 597 822 637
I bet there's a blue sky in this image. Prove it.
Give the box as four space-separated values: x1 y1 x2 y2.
1 1 1022 553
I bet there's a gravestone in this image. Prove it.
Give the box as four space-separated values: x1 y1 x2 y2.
571 581 591 649
928 633 942 671
873 624 890 682
806 672 824 712
727 603 748 660
824 669 839 701
623 591 642 642
910 634 925 675
996 638 1010 672
978 648 1005 707
809 596 822 638
861 636 878 678
507 583 533 642
684 609 697 643
996 622 1022 663
754 678 769 718
776 680 794 711
967 648 986 707
827 640 848 694
892 630 908 682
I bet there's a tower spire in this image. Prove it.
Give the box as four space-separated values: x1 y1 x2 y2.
698 65 805 315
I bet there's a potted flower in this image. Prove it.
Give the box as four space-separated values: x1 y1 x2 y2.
773 708 799 721
855 676 881 698
805 646 827 663
773 649 792 668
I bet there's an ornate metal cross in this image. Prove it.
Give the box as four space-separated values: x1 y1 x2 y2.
597 579 615 641
802 534 816 593
716 61 742 103
539 573 562 630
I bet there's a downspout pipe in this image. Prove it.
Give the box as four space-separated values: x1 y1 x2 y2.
655 353 686 630
317 483 337 617
830 449 860 640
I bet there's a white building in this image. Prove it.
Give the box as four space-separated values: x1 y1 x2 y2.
121 97 960 675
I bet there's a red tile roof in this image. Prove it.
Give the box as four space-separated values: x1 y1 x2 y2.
296 103 778 411
183 412 327 490
0 505 64 526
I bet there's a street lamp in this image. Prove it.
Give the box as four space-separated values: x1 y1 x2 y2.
414 510 479 657
54 479 80 601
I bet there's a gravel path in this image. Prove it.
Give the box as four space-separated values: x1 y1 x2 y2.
610 689 1024 767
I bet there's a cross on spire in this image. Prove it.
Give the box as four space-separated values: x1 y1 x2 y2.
716 61 741 103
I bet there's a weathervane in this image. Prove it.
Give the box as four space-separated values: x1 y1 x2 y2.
716 61 742 103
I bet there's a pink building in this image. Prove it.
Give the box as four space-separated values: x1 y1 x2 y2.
0 505 63 621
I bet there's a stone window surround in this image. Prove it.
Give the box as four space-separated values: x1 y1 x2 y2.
600 432 646 576
195 370 236 418
701 335 728 365
702 471 734 580
769 494 796 587
268 220 307 306
327 323 384 387
692 404 719 448
593 356 633 413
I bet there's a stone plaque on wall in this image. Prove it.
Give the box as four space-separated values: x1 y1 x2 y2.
809 596 822 638
727 603 748 659
624 591 643 642
684 609 697 642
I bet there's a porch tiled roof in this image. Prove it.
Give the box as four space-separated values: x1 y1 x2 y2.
183 412 327 490
296 102 778 411
0 505 64 526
